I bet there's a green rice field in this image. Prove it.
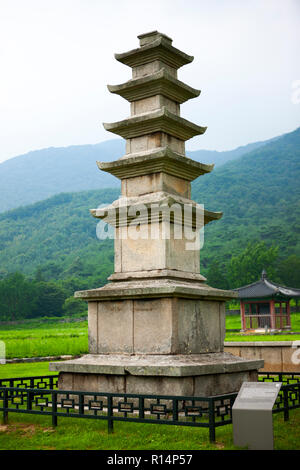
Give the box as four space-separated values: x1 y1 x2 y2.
0 318 88 359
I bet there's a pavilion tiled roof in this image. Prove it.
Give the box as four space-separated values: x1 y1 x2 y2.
235 270 300 299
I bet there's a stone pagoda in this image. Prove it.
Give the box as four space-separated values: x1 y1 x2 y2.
50 32 263 396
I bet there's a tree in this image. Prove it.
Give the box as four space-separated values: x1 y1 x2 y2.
32 282 67 317
206 261 229 289
227 241 279 288
0 272 37 321
34 267 45 282
62 296 87 316
276 255 300 308
276 255 300 288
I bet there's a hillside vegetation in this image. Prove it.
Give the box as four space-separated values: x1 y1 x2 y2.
193 127 300 269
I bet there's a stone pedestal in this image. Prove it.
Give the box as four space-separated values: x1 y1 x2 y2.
50 31 263 396
52 354 261 397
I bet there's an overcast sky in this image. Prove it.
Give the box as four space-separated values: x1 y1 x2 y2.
0 0 299 163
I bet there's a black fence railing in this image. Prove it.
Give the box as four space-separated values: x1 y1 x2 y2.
0 372 299 443
0 375 58 390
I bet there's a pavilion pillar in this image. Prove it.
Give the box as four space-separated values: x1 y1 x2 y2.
240 300 246 331
270 300 276 330
279 302 283 329
286 300 291 329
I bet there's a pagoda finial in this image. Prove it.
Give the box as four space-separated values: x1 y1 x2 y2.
261 269 267 280
137 31 173 47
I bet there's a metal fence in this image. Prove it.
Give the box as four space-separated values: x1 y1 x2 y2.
0 372 299 442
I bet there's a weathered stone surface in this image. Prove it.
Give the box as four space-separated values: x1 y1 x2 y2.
138 31 173 47
176 300 224 354
258 346 282 372
115 31 194 70
103 107 207 141
58 372 73 390
90 191 222 229
108 69 200 104
282 346 300 372
74 278 237 302
82 297 228 355
130 95 180 116
54 359 261 397
115 226 200 273
121 172 191 198
58 369 259 398
132 60 178 79
50 353 264 377
126 375 194 396
108 269 207 283
224 341 299 372
97 300 134 354
72 373 125 394
97 147 213 182
133 298 174 354
194 370 258 396
88 302 98 354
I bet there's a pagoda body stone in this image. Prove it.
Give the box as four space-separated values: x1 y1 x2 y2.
50 32 263 396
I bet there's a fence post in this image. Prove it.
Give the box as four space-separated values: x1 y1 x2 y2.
79 394 84 417
283 388 289 422
139 397 144 419
107 396 114 433
208 399 216 443
52 392 57 427
173 399 178 422
27 390 33 411
2 389 8 425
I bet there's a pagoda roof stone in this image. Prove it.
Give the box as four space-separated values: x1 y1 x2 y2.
115 32 193 69
103 107 207 141
90 192 222 228
107 69 200 104
97 147 213 181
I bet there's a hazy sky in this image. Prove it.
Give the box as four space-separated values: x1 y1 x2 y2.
0 0 299 163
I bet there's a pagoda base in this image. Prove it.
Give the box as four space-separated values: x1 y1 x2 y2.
50 353 264 397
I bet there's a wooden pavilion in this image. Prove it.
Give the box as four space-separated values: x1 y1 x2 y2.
235 270 300 331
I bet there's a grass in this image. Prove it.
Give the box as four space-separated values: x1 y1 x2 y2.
0 406 299 450
0 361 56 379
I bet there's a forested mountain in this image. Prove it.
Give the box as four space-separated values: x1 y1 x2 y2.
188 136 276 167
193 127 300 270
0 189 118 285
0 134 274 213
0 127 299 288
0 140 124 214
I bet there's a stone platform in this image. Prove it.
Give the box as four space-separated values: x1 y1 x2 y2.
50 353 263 397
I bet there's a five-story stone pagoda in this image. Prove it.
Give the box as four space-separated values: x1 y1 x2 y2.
50 32 263 396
